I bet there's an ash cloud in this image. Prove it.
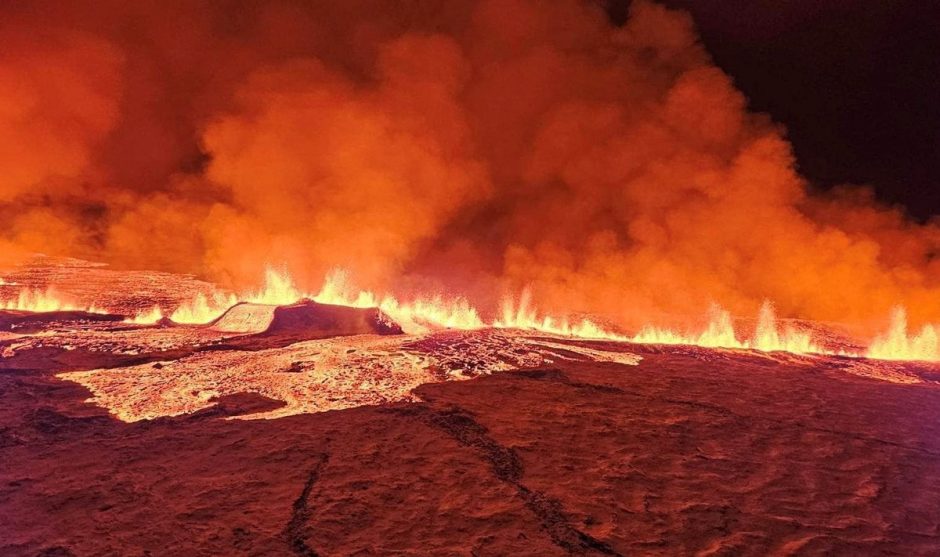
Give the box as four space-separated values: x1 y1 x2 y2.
2 0 939 334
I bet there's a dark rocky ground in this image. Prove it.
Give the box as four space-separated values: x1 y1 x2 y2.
2 335 939 556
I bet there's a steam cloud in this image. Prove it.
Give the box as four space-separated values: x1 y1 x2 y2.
2 0 939 334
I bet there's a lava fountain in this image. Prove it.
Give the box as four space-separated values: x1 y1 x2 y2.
25 265 920 362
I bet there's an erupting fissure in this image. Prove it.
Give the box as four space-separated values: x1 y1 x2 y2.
866 307 939 362
1 266 931 362
0 287 99 314
631 303 823 354
2 1 940 368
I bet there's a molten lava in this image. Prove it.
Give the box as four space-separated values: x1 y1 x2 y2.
1 287 85 313
632 303 822 354
866 307 939 361
170 292 239 324
124 305 163 325
94 266 923 362
2 263 938 363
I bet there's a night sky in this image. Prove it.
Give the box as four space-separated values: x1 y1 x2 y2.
611 0 940 220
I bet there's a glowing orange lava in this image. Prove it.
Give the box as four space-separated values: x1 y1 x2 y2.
1 287 88 313
123 305 163 325
632 302 824 354
4 266 938 362
158 269 839 357
866 307 939 361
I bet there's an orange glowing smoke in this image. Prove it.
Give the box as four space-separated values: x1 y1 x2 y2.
2 1 940 351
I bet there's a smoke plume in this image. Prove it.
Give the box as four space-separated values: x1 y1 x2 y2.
2 0 939 335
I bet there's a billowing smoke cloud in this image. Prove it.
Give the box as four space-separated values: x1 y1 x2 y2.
2 0 939 335
0 21 123 263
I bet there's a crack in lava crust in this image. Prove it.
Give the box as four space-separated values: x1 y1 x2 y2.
393 404 622 556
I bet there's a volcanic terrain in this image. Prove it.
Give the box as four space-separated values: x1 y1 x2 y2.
1 259 939 556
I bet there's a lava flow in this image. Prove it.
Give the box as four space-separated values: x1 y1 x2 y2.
180 267 923 360
6 264 913 362
3 261 938 363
